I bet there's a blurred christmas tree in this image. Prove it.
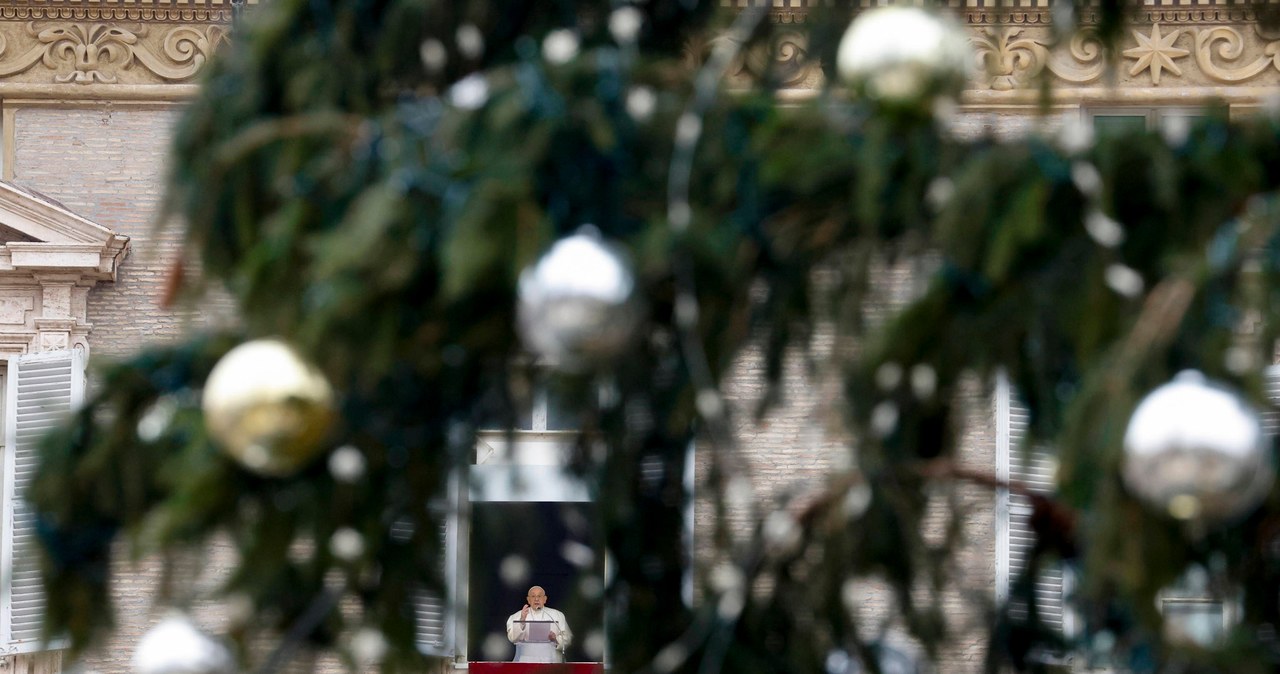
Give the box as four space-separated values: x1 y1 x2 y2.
27 0 1280 673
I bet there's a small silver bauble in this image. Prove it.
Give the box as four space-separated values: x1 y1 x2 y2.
202 338 335 476
133 613 234 674
1123 371 1274 522
835 6 972 108
516 230 640 369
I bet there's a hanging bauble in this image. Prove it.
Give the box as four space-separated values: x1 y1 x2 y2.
133 613 234 674
202 338 335 476
835 6 972 110
1122 371 1274 523
516 229 640 370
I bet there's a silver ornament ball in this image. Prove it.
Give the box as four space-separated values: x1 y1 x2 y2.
517 230 640 369
1122 370 1274 522
836 6 972 108
133 613 234 674
202 338 336 476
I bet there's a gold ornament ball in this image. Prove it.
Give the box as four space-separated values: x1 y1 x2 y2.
202 339 335 476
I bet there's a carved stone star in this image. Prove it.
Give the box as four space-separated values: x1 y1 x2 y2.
1123 23 1188 85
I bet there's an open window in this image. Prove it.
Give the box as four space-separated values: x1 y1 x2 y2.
420 372 607 667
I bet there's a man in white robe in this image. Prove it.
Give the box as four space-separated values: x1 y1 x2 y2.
506 585 572 663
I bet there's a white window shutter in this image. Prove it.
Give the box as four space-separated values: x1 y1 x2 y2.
994 372 1072 637
412 471 460 659
1262 366 1280 434
1 349 85 652
411 518 449 655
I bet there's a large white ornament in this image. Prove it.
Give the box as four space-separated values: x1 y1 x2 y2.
1122 371 1274 522
516 230 640 369
835 6 972 108
202 338 335 476
133 613 234 674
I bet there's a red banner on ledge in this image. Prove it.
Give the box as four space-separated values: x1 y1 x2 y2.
468 663 605 674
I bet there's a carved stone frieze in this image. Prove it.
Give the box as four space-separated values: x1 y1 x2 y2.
721 18 1280 95
976 21 1280 91
973 28 1108 91
746 2 1280 98
1195 25 1280 84
0 20 227 84
689 29 824 90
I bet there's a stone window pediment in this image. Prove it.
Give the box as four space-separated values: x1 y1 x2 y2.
0 181 129 282
0 180 130 356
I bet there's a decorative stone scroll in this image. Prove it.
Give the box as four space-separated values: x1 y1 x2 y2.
1195 25 1280 83
0 21 227 84
694 29 824 90
972 28 1105 90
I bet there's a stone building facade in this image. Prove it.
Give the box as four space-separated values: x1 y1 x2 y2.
0 1 1263 673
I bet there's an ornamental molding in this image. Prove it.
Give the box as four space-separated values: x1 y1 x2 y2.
0 21 228 84
0 7 233 22
0 0 248 24
972 28 1105 90
1123 23 1189 85
969 22 1280 89
763 5 1268 28
731 17 1280 95
959 9 1265 27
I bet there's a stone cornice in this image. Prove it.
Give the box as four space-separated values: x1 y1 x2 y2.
0 6 234 22
1 240 129 281
959 8 1268 27
762 3 1272 28
0 0 253 24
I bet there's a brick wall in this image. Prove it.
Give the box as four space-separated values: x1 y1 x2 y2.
9 103 344 674
10 103 226 360
693 253 1002 672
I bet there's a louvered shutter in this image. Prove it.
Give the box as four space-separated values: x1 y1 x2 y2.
411 519 449 655
411 471 461 659
1262 366 1280 434
2 349 85 652
994 373 1072 637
